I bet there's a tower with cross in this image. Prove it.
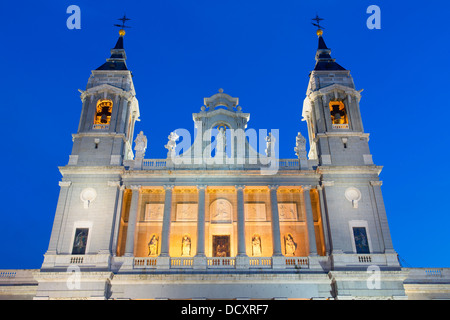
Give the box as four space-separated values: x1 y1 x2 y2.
68 17 139 167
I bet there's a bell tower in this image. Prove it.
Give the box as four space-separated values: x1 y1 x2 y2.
302 28 372 167
303 25 400 270
69 28 139 167
40 27 140 276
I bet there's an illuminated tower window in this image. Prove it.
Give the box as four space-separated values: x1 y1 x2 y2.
329 100 348 129
94 99 113 128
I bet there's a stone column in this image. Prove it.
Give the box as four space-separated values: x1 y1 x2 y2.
194 185 207 269
236 185 247 256
316 185 330 255
303 185 317 256
124 185 141 257
196 185 207 257
268 185 282 256
160 185 174 257
370 181 395 254
46 181 72 255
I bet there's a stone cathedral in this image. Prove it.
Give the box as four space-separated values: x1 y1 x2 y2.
4 27 443 300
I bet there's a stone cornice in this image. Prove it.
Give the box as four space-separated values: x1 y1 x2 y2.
316 165 383 175
315 132 370 139
59 166 125 176
80 83 135 101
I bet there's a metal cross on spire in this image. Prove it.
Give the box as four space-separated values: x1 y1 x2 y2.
311 14 324 30
114 14 131 29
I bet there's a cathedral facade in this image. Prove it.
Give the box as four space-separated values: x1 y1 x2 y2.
3 27 448 300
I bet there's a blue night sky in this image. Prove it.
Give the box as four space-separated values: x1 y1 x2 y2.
1 1 449 269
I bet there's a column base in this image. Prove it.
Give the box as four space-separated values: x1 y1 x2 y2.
235 255 249 269
193 255 207 270
272 255 286 269
157 256 171 270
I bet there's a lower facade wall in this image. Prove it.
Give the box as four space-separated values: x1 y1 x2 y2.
1 268 450 300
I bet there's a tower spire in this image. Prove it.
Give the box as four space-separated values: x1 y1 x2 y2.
96 16 132 71
311 15 346 71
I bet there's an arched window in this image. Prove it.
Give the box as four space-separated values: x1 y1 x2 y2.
94 99 113 126
329 100 348 128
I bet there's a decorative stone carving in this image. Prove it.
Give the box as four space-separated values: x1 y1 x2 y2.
59 180 72 187
278 203 298 221
148 234 159 256
181 235 191 256
80 188 97 209
265 132 274 157
216 127 226 155
176 203 198 221
284 234 297 256
251 234 262 256
134 131 147 158
245 203 266 221
345 187 362 208
210 199 232 222
165 132 179 159
145 203 164 221
294 132 307 159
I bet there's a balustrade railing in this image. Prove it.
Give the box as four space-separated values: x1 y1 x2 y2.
131 256 312 270
170 258 194 268
134 257 157 268
207 257 235 268
141 159 300 170
285 257 309 268
249 257 272 268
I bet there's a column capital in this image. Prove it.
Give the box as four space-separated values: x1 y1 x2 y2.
370 180 383 187
129 185 141 191
107 181 121 188
196 185 207 191
58 180 72 187
268 184 279 191
235 185 246 191
316 185 323 191
321 180 334 187
163 184 175 191
302 185 312 191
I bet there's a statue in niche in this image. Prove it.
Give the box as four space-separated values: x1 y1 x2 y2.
181 235 191 256
148 234 159 256
134 131 147 158
284 234 297 256
216 126 226 155
252 235 262 256
165 131 179 159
